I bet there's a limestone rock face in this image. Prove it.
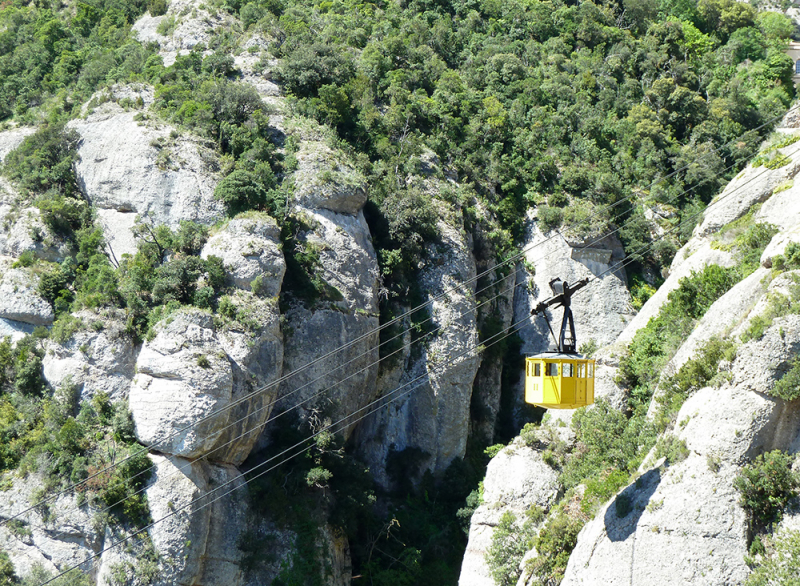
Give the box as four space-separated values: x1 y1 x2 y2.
459 436 562 586
211 292 284 466
356 209 481 484
130 303 282 464
42 310 139 402
69 101 225 258
0 260 54 326
693 144 800 238
292 141 368 214
561 455 749 586
0 126 36 164
130 310 234 458
0 202 68 263
273 155 379 438
0 474 99 579
201 214 285 296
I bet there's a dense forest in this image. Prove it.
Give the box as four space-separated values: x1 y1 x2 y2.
0 0 798 584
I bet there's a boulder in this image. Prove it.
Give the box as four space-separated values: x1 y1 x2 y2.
43 310 139 402
201 213 285 296
0 261 54 326
271 164 379 438
130 301 283 464
129 310 234 458
292 141 367 215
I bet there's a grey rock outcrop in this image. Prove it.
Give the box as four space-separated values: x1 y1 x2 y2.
516 221 634 355
0 198 68 263
69 100 225 258
694 147 800 239
43 310 139 402
129 304 283 464
459 435 563 586
0 474 99 579
272 139 379 438
201 213 285 296
561 454 750 586
0 260 54 326
0 126 36 164
97 455 246 586
292 140 368 214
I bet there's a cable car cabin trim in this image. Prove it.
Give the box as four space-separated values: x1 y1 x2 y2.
524 353 595 409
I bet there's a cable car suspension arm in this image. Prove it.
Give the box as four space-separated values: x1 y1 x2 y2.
530 277 589 354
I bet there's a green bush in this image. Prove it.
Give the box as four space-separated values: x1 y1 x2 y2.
486 511 534 586
0 548 18 586
214 169 269 215
3 124 80 197
526 508 584 585
735 450 799 534
654 337 736 431
773 357 800 401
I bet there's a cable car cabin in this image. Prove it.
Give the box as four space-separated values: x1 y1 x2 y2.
524 353 595 409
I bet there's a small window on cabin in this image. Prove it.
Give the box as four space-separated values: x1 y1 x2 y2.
546 363 558 376
534 363 541 376
588 363 594 378
563 363 573 377
578 363 585 378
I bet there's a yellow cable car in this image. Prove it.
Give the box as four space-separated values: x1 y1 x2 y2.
525 353 595 409
525 277 596 409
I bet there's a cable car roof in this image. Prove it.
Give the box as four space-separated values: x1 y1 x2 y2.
526 352 592 360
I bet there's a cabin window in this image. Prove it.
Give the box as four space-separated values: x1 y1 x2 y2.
546 362 558 376
534 363 541 376
578 363 585 378
588 363 594 378
562 363 574 377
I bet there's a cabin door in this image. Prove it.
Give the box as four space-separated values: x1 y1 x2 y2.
576 363 586 404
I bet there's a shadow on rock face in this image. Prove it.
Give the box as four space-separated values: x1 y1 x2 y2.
605 467 662 542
